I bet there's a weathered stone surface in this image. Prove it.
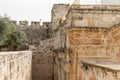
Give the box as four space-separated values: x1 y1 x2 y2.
65 5 120 28
17 20 53 80
52 4 70 30
82 59 120 80
53 4 120 80
0 51 32 80
31 39 54 80
31 21 40 27
19 21 28 25
8 3 120 80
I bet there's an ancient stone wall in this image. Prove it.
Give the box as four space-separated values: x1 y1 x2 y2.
0 51 32 80
21 21 52 45
65 5 120 28
11 20 41 27
43 22 52 38
31 21 40 27
31 39 53 80
107 24 120 62
82 59 120 80
52 4 70 30
54 28 111 80
53 5 120 80
55 25 120 80
23 27 48 45
20 21 53 80
53 5 120 51
67 28 111 58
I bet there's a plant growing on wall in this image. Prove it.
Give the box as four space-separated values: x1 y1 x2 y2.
0 16 26 51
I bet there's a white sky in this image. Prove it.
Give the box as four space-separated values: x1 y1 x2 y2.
0 0 101 22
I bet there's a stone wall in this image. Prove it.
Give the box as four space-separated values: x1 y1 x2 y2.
67 28 110 58
23 27 48 45
31 39 53 80
52 4 70 30
54 27 120 80
82 59 120 80
53 4 120 80
54 28 111 80
11 20 41 27
19 21 53 80
22 22 52 45
107 24 120 62
0 51 32 80
11 19 53 80
64 5 120 28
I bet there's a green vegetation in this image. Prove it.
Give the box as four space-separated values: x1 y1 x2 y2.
0 16 26 51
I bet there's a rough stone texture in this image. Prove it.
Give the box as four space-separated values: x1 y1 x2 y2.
31 39 53 80
52 4 70 30
23 27 48 45
19 21 28 26
8 3 120 80
53 4 120 80
7 20 53 80
31 21 40 27
57 5 120 31
18 22 53 80
0 51 32 80
82 59 120 80
107 24 120 62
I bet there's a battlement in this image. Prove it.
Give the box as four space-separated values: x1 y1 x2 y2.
11 20 52 28
31 21 40 26
19 21 28 25
43 22 51 29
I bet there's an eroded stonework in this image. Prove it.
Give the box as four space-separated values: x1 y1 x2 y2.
19 22 53 80
8 3 120 80
31 39 53 80
0 51 32 80
52 4 120 80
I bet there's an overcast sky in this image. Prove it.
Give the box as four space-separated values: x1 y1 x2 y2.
0 0 101 22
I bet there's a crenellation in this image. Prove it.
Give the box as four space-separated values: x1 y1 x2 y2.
43 22 51 29
19 21 28 25
11 20 17 25
18 20 53 80
1 1 120 80
31 21 40 27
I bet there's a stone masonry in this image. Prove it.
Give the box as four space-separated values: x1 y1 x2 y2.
7 2 120 80
13 21 53 80
0 51 32 80
52 4 120 80
31 39 53 80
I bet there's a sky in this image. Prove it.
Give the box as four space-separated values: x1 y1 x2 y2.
0 0 101 22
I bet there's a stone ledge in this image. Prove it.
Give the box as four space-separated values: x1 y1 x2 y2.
82 59 120 71
0 51 32 55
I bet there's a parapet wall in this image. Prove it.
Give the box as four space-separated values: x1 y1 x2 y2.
11 20 41 26
82 59 120 80
0 51 32 80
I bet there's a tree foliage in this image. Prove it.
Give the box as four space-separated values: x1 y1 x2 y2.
0 16 26 50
